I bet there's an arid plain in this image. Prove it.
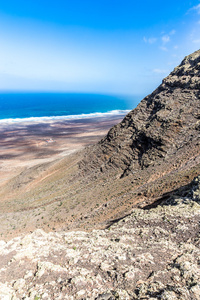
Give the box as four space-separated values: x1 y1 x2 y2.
0 114 126 239
0 115 125 183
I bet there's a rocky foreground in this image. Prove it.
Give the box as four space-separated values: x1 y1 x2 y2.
0 175 200 299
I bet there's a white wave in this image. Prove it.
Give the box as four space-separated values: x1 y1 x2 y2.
0 110 130 125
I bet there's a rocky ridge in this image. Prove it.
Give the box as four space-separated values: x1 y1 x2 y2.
80 49 200 177
0 50 199 243
0 175 200 299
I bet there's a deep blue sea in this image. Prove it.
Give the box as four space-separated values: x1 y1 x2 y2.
0 93 140 123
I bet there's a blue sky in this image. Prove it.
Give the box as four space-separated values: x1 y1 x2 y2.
0 0 200 96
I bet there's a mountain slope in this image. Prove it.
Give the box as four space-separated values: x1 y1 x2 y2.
0 50 199 239
0 175 200 299
80 50 200 177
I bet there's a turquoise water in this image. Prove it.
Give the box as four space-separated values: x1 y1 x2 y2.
0 93 140 122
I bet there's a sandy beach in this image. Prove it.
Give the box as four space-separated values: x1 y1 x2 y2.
0 113 129 239
0 114 126 185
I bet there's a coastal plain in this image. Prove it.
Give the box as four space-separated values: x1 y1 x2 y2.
0 115 126 182
0 114 126 239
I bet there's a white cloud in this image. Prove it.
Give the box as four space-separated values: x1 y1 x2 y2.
169 30 176 35
143 37 157 44
160 46 168 51
193 39 200 43
158 30 176 52
153 69 168 74
162 35 170 44
191 3 200 14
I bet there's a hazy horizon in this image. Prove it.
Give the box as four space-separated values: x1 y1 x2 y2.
0 1 200 95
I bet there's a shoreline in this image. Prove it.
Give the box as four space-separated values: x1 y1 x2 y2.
0 109 130 125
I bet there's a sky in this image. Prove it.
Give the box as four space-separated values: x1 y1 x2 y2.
0 0 200 96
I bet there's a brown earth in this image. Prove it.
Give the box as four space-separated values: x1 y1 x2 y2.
0 115 126 239
0 175 200 299
0 116 125 184
0 50 199 241
0 49 200 299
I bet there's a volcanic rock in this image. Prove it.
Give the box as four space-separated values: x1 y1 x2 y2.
80 50 200 179
0 50 199 239
0 175 200 299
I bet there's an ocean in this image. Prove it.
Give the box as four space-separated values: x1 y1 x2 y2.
0 93 140 123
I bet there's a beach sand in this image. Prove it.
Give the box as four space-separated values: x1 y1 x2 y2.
0 114 126 185
0 113 129 239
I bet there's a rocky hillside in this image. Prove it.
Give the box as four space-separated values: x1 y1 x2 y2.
0 50 199 239
80 50 200 177
0 175 200 299
0 50 200 299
